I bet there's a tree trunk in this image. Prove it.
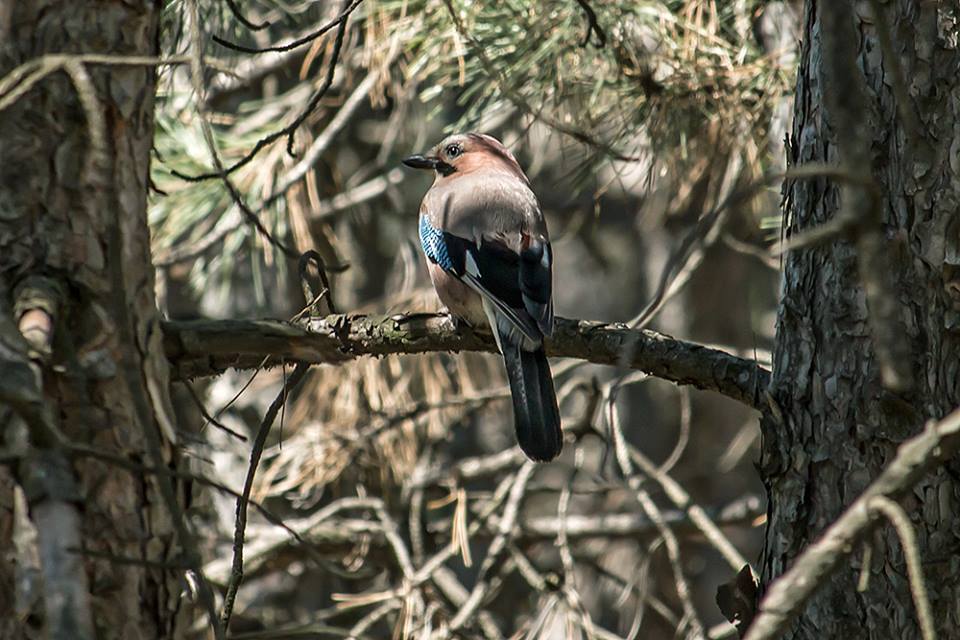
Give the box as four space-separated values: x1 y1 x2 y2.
0 2 184 638
763 1 960 637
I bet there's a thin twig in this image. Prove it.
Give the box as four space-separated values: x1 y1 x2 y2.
298 250 339 314
745 409 960 640
182 381 248 441
867 497 936 640
224 0 270 31
607 392 707 639
720 233 779 270
260 64 385 209
0 54 188 113
556 460 600 639
67 442 312 547
177 0 356 181
448 463 535 630
574 0 607 48
207 23 333 98
315 472 519 626
185 0 299 260
856 541 873 593
220 362 310 632
152 208 240 266
629 444 750 573
346 600 401 639
373 502 415 579
213 0 364 54
658 386 691 473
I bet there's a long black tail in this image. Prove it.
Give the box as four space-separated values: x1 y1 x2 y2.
501 343 562 461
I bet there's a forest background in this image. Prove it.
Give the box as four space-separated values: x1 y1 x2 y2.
3 1 960 639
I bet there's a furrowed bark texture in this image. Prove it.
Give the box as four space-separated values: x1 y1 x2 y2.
0 3 181 639
762 1 960 637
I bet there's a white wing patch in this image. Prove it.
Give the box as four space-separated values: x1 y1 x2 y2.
465 251 481 278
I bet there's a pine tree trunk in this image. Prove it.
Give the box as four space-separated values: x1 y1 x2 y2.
0 2 184 638
762 1 960 636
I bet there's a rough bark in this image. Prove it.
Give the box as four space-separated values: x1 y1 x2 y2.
761 1 960 637
0 2 183 639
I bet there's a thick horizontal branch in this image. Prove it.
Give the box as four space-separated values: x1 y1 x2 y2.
162 313 769 410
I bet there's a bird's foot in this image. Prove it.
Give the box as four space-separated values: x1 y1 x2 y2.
443 309 470 333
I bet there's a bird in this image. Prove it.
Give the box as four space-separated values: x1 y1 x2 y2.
402 133 562 462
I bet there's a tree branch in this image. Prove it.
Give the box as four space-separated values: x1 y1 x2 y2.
162 313 770 411
745 407 960 640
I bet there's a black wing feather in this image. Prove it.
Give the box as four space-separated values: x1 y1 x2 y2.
519 239 553 335
439 231 543 342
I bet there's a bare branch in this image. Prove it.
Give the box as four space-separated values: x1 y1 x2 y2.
520 496 762 540
175 0 357 182
867 497 936 640
212 0 364 54
207 25 322 98
0 54 188 115
574 0 607 48
745 408 960 640
627 439 751 573
180 381 248 441
186 0 299 261
261 66 383 209
448 462 535 631
220 363 310 632
223 0 270 31
309 168 405 221
163 313 770 411
608 391 707 638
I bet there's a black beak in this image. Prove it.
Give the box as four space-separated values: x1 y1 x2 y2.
402 154 439 170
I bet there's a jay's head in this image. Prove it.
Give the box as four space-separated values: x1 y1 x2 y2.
402 133 527 184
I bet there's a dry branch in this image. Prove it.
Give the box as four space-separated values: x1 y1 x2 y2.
219 363 310 632
521 495 762 539
205 495 762 587
163 313 769 410
745 408 960 640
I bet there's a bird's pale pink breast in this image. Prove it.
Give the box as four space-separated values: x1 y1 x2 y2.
427 262 487 328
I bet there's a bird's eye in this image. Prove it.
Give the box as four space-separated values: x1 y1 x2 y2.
445 144 462 158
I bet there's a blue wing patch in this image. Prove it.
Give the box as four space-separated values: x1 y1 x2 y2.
419 215 454 270
418 215 546 342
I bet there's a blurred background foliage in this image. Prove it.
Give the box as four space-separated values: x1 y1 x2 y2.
151 0 798 637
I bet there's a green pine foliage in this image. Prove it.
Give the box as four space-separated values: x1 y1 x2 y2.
150 0 790 300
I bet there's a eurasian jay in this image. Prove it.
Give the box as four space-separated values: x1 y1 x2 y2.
402 133 562 461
